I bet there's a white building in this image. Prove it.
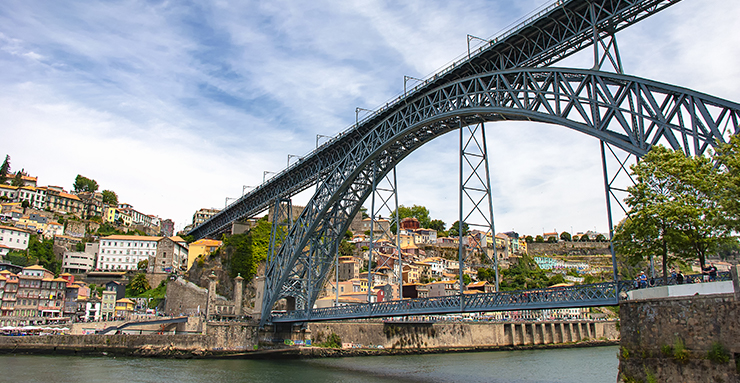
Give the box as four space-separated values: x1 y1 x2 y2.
0 225 30 256
62 251 96 273
17 186 46 210
97 235 160 271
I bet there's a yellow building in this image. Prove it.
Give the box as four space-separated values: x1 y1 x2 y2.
104 207 132 226
115 298 136 318
187 239 222 270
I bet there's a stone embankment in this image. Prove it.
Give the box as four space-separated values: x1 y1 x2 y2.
307 320 618 350
619 293 740 382
0 319 617 358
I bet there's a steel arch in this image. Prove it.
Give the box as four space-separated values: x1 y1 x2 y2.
261 67 740 325
188 0 682 241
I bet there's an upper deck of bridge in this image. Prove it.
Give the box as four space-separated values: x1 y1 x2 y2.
189 0 681 240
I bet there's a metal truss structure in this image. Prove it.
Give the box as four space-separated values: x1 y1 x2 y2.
366 166 403 302
458 122 498 292
273 282 620 323
182 0 740 326
270 271 732 323
258 68 740 326
189 0 684 242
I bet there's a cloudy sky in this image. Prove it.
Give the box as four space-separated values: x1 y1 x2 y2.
1 0 739 236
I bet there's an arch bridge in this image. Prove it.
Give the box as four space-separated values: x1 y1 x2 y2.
188 0 740 327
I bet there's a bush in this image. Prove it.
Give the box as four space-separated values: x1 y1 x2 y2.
707 342 730 364
673 338 690 363
660 344 673 356
318 332 342 348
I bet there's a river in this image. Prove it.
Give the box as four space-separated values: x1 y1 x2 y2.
0 345 618 383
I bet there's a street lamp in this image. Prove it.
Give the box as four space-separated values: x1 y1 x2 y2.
316 134 332 148
242 185 255 196
467 34 487 59
403 75 424 96
263 171 276 183
287 154 302 167
225 197 238 207
356 107 373 127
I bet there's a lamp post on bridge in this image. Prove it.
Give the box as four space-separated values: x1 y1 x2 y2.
467 34 488 59
316 134 332 148
356 107 373 127
403 75 424 97
287 154 302 167
263 171 276 183
225 197 238 207
242 185 255 196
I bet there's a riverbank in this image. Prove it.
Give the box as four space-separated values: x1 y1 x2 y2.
0 334 618 359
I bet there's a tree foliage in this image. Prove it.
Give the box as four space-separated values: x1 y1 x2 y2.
102 189 118 205
11 171 24 187
220 217 274 281
614 145 733 282
73 175 99 193
481 255 568 291
448 220 469 237
0 155 9 184
559 231 571 241
128 273 151 296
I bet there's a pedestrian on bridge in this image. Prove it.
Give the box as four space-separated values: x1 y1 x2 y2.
637 271 648 289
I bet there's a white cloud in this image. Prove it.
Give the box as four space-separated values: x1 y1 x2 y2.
0 0 736 236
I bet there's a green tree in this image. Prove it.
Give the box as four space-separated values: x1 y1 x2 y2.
547 235 558 243
11 171 24 187
0 155 10 184
137 259 149 270
524 235 534 243
535 235 544 243
128 273 151 296
102 189 118 205
560 231 572 241
579 233 590 242
75 242 85 252
715 135 740 232
220 217 274 281
391 204 432 233
448 220 469 237
614 145 730 283
595 234 607 242
428 219 446 232
25 235 58 274
73 175 99 193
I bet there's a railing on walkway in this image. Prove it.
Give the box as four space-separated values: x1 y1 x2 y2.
272 282 619 323
271 272 733 324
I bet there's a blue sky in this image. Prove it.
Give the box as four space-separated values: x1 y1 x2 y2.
1 0 739 235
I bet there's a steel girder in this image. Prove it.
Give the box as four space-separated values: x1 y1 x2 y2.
272 282 619 323
259 68 740 325
188 0 679 241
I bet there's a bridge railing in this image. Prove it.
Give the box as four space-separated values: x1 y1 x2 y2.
270 272 733 323
271 281 619 323
618 271 732 291
233 0 566 200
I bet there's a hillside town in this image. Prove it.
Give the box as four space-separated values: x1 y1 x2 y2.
0 155 735 331
0 163 634 329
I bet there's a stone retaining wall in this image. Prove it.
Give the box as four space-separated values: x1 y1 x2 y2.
307 320 618 349
619 293 740 382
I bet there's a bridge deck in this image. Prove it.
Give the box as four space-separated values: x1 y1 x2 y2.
271 282 621 323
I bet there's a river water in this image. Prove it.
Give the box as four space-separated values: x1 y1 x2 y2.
0 345 618 383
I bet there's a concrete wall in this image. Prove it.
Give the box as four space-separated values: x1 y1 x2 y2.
307 320 618 349
619 293 740 382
